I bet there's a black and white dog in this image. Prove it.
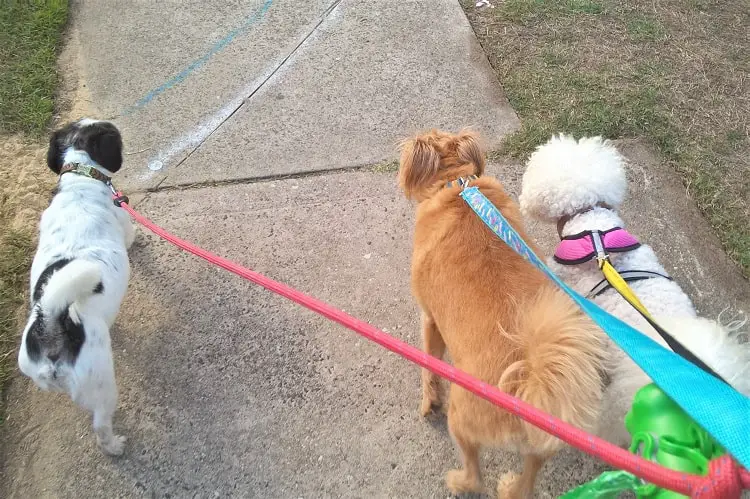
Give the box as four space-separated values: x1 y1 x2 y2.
18 118 134 455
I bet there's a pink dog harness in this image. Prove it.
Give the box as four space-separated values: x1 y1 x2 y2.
554 227 641 265
554 227 672 298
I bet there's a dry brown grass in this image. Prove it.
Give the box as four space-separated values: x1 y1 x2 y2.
462 0 750 274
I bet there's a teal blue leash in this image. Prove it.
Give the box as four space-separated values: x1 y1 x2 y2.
459 185 750 469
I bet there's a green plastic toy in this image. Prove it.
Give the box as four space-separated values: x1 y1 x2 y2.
561 383 725 498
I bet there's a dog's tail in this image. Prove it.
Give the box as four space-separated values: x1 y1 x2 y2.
655 315 750 397
499 285 606 454
39 259 102 314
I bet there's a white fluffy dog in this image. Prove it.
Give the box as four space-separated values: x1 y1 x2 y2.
519 135 750 444
18 118 134 455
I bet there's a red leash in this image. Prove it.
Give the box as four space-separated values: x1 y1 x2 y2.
116 196 748 498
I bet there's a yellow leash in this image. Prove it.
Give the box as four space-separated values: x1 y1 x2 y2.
590 232 724 381
599 259 654 320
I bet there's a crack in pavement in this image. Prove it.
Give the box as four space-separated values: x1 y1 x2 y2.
156 0 344 185
129 161 389 196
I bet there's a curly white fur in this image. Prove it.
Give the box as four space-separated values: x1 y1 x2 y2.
520 135 750 445
519 135 627 222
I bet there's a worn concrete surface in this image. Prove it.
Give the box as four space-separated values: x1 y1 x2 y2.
3 147 748 498
157 0 518 188
75 0 333 188
0 172 603 498
2 0 750 497
71 0 518 191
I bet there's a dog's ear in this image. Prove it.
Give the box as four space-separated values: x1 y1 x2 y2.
398 136 441 201
75 122 124 173
456 130 485 176
46 129 66 175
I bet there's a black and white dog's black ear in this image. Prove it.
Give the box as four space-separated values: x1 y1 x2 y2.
47 119 124 175
74 122 123 174
46 128 67 175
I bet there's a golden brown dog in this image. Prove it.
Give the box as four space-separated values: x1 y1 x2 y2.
399 129 606 498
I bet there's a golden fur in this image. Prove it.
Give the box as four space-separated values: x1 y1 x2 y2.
399 130 606 498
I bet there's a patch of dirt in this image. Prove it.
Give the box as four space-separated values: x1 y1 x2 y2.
55 21 98 124
0 137 51 229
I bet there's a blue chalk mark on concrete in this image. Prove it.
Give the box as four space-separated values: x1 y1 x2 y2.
121 0 274 116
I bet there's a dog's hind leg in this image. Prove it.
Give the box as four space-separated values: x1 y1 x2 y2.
93 401 126 456
73 331 126 456
445 405 483 494
88 365 126 456
420 311 446 416
76 372 126 455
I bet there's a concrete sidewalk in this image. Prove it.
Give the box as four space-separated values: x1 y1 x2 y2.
2 0 749 498
0 168 606 498
74 0 517 190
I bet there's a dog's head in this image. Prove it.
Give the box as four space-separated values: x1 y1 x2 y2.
47 118 123 175
519 135 627 223
398 129 485 202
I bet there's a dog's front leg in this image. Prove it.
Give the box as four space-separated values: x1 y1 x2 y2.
115 207 135 250
497 454 545 499
123 220 135 250
420 312 446 416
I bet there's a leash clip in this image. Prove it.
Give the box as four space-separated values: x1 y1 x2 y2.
113 194 130 207
459 175 478 191
107 181 130 207
590 230 609 264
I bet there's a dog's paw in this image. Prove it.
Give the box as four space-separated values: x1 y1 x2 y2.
419 395 444 417
446 469 481 495
98 434 127 456
496 472 521 498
